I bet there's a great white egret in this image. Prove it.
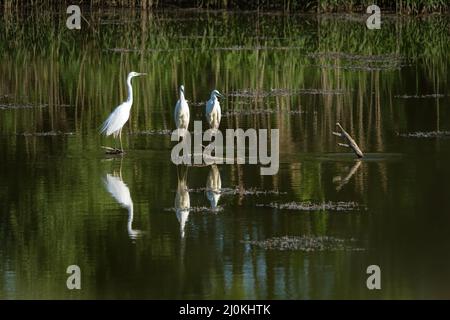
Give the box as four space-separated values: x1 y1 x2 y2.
205 89 224 130
206 164 221 210
100 71 146 153
174 85 190 129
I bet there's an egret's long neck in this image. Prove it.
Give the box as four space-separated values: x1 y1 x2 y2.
180 90 185 101
126 76 134 104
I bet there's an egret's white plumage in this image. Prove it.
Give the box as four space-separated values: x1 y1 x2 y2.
103 173 141 240
100 71 146 152
174 85 190 129
205 89 223 130
206 165 221 210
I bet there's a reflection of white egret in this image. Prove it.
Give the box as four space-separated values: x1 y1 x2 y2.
174 85 190 129
175 167 190 238
206 165 221 210
103 174 142 240
100 71 146 153
205 90 224 130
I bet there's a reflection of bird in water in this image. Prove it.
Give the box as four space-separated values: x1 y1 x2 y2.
206 165 221 211
205 89 224 130
175 166 190 238
103 173 142 240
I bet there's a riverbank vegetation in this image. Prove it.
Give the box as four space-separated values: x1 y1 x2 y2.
1 0 449 14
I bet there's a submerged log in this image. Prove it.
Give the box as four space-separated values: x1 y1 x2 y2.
333 123 364 158
101 146 124 155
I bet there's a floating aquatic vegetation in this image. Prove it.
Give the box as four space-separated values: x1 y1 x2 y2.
307 52 403 63
288 110 307 115
228 88 345 98
233 188 287 196
397 131 450 138
213 45 304 51
309 63 403 71
0 102 71 110
174 35 226 40
164 206 224 213
18 131 75 137
129 130 172 136
242 236 364 252
187 187 286 196
394 94 447 99
187 187 233 193
222 109 277 117
318 14 367 22
106 47 193 53
284 88 345 95
110 45 308 53
0 103 47 110
257 201 363 211
106 48 141 53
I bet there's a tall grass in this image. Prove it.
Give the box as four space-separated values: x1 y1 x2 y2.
0 9 448 143
1 0 449 13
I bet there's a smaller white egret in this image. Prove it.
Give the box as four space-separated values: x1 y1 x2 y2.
100 71 146 153
174 85 190 130
205 89 224 130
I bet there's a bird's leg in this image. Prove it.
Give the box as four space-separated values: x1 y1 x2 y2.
119 157 123 179
119 129 124 153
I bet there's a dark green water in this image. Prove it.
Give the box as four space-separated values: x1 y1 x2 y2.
1 9 450 299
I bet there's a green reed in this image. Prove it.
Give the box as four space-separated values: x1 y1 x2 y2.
1 0 449 13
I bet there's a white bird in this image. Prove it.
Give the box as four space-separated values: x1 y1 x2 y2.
175 169 190 238
103 173 142 240
174 85 190 130
100 71 146 153
206 165 221 210
205 89 224 130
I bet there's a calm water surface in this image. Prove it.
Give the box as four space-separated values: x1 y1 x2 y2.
0 9 450 299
